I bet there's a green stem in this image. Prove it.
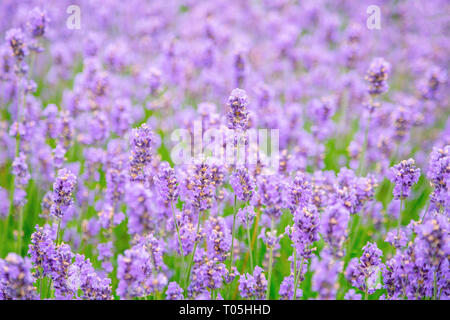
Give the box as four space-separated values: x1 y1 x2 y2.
228 196 237 271
246 223 254 272
184 212 201 289
357 113 372 176
433 269 438 300
345 214 360 264
266 218 275 300
292 249 298 300
16 206 24 254
56 219 62 245
397 198 404 237
171 202 185 284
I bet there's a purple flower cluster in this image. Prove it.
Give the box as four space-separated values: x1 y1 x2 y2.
346 242 383 295
390 159 421 200
230 167 254 202
226 88 250 130
50 168 77 219
0 0 448 302
365 57 391 96
129 123 153 183
239 266 267 300
0 253 37 300
427 146 450 212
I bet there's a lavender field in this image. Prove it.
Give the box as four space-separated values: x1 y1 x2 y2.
0 0 449 301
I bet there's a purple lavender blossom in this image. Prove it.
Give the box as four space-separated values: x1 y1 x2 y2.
237 205 256 228
286 205 319 259
129 123 153 182
205 216 231 262
346 242 383 295
320 204 350 258
279 275 302 300
239 266 267 300
226 88 249 130
311 249 343 299
427 146 449 212
50 168 77 219
286 172 312 213
155 162 179 205
5 28 28 61
230 168 254 202
166 282 184 300
389 159 421 200
365 57 391 95
0 187 9 218
0 253 38 300
26 7 49 38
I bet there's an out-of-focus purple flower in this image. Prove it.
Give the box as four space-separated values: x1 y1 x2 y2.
12 152 30 206
5 28 28 61
259 228 283 250
320 204 350 258
237 205 256 228
166 282 184 300
252 174 285 219
226 88 249 130
145 67 162 95
418 66 447 100
52 144 66 169
414 214 449 267
344 289 362 300
0 253 38 300
0 187 9 218
26 7 49 38
125 182 156 235
427 146 450 212
365 57 391 95
98 242 114 273
311 249 343 299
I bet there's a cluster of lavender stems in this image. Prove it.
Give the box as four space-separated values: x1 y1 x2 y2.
0 1 449 301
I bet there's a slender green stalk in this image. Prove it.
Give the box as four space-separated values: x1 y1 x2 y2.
16 206 24 254
46 278 53 299
266 218 275 299
397 198 404 237
228 196 238 270
171 202 185 283
184 212 202 289
433 269 437 300
246 223 254 271
357 114 372 176
345 215 360 264
226 196 238 299
56 219 62 245
293 257 304 300
266 246 273 299
292 249 297 300
4 76 24 256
